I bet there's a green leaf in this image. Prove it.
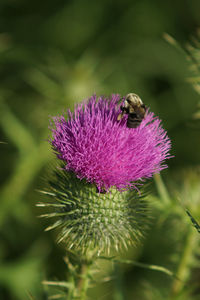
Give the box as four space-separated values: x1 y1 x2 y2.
186 210 200 234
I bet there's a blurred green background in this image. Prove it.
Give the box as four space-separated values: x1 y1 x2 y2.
1 0 200 299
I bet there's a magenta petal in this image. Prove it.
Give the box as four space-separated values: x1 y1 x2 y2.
50 94 172 191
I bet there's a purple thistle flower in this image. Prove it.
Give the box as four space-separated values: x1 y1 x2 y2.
50 94 171 192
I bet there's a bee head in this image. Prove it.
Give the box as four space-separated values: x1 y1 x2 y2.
126 93 143 106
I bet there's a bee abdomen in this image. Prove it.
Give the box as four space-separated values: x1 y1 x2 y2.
127 115 142 128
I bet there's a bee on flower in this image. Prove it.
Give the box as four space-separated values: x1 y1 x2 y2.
50 94 171 193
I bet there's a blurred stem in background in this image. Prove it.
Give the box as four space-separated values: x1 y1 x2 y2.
154 173 171 205
113 264 125 300
154 171 200 300
0 97 51 225
169 226 197 298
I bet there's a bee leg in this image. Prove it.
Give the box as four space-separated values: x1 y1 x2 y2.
117 113 123 121
117 106 128 121
120 106 127 112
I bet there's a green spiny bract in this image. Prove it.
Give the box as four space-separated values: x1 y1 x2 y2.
39 170 148 255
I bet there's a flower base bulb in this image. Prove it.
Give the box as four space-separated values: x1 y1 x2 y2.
40 170 148 254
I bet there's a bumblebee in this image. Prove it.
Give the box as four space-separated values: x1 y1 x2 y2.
117 93 146 128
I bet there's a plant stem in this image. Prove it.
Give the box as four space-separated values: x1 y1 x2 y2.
169 225 197 298
77 262 91 300
67 275 75 300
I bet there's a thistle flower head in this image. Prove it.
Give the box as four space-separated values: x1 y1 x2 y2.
50 94 171 192
41 94 172 254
